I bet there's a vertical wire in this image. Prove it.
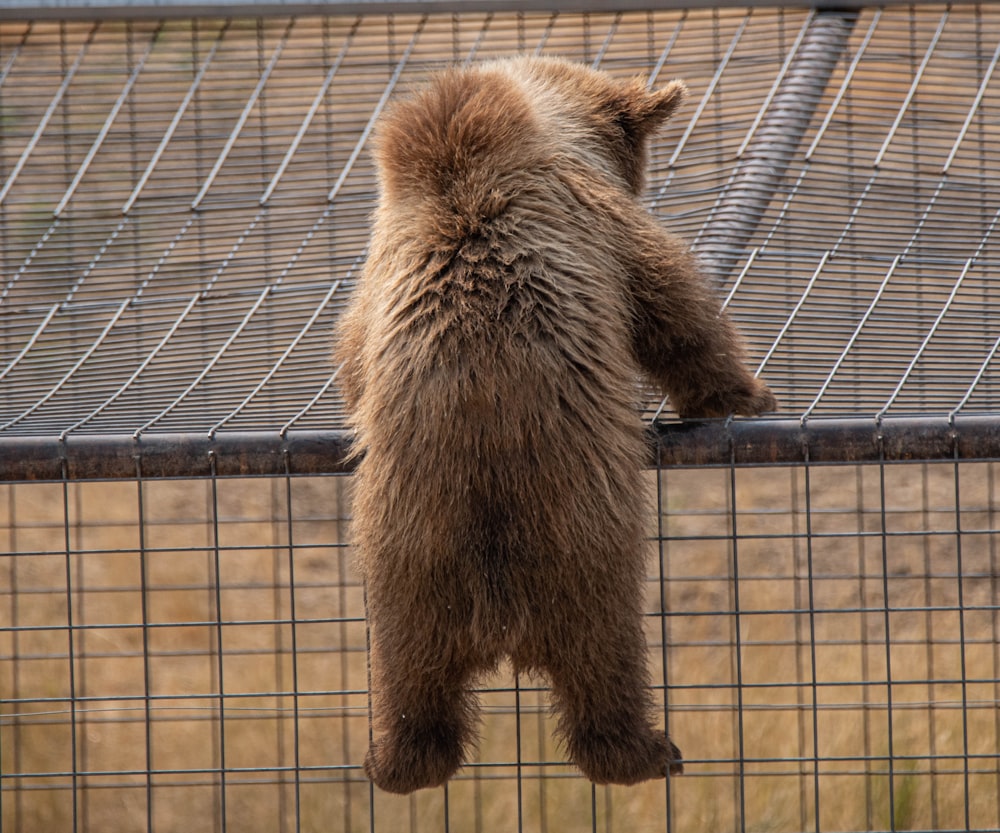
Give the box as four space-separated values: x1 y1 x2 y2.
790 464 808 828
655 461 676 833
208 451 229 832
4 485 22 828
991 461 1000 829
800 450 822 833
282 455 302 833
270 472 287 830
515 672 525 833
727 438 748 833
475 702 485 833
334 471 353 831
920 462 940 826
535 680 547 833
951 445 972 831
59 450 80 833
876 446 897 832
134 453 155 833
648 31 676 825
365 579 376 833
856 464 875 830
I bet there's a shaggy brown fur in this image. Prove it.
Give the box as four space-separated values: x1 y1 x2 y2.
334 56 776 795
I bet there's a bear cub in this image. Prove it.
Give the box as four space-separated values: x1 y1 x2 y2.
335 55 776 795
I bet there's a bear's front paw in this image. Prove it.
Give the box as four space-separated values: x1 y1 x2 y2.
729 378 777 417
677 378 777 419
364 726 465 794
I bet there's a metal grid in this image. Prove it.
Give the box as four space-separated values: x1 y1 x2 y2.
4 461 1000 832
2 4 1000 833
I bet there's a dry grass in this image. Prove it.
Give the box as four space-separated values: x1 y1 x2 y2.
2 462 999 832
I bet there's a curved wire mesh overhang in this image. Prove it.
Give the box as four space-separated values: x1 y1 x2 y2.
1 1 999 475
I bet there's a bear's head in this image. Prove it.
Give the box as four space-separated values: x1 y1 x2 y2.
372 56 688 227
498 56 688 195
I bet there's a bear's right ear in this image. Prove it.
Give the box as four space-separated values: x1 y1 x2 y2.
631 80 688 135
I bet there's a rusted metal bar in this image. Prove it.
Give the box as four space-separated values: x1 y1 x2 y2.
652 415 1000 467
4 417 1000 481
0 430 356 481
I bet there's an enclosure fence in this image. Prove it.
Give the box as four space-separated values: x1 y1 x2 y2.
2 2 1000 832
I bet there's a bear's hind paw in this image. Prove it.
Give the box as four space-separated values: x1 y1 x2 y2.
573 730 683 785
665 735 684 776
364 730 465 794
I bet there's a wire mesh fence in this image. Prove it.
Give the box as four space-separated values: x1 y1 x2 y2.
2 2 1000 831
4 461 1000 832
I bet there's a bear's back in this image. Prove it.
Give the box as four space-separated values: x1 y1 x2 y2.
356 59 646 488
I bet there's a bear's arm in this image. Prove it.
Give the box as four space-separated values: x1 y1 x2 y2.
620 207 776 419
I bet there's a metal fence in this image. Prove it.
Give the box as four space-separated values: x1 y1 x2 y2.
2 3 1000 832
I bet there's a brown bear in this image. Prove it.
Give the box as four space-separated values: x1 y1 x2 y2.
334 55 776 795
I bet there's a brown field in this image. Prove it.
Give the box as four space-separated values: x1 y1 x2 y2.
3 461 999 832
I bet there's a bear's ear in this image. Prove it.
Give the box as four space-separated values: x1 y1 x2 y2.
607 79 688 193
625 79 688 137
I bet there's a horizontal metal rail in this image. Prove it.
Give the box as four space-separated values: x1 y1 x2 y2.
2 415 999 481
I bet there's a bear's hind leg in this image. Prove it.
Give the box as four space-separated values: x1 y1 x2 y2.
365 668 476 794
534 587 682 785
365 564 482 793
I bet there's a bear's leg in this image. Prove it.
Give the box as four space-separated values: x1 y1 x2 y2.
362 549 485 794
620 207 776 418
364 642 480 794
533 582 682 785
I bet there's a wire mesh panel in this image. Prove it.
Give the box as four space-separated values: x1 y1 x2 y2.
2 3 1000 832
4 461 1000 832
